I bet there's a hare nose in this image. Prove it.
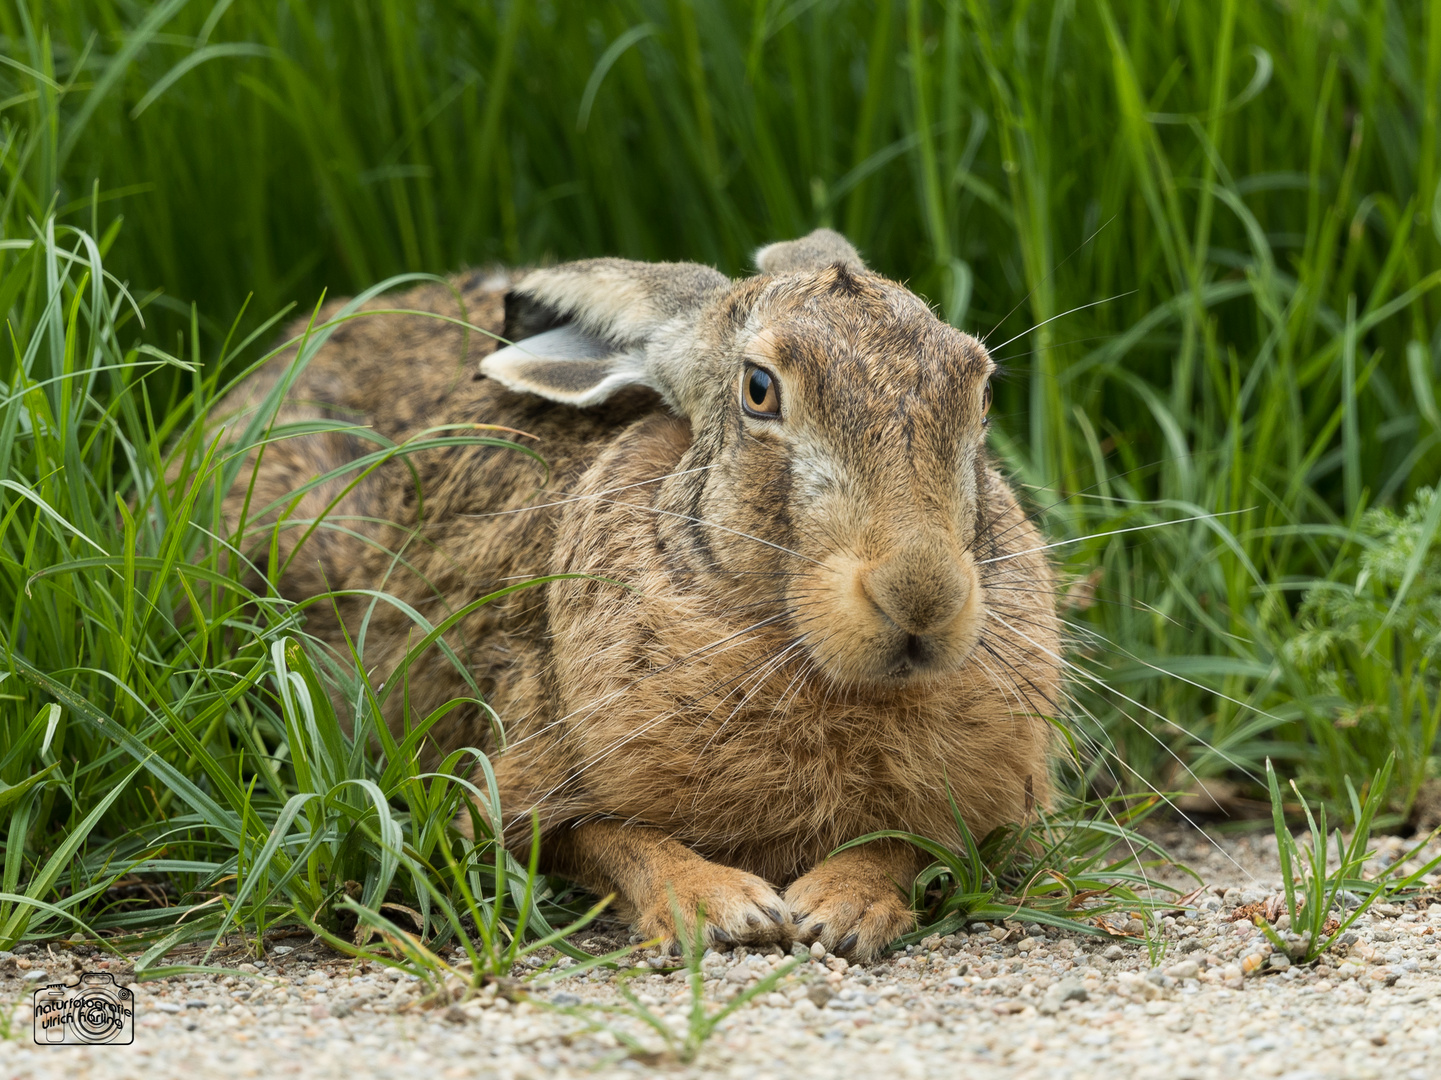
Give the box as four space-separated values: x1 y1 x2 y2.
862 548 974 636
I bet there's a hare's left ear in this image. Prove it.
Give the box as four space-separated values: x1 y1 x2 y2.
482 257 728 409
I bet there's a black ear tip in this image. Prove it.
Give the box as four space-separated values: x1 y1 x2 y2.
502 289 568 343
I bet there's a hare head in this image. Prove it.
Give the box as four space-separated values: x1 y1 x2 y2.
483 228 1002 691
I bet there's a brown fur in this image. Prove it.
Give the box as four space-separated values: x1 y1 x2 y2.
215 234 1063 960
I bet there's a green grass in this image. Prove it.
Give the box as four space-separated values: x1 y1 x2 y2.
558 900 802 1065
1282 489 1441 819
841 787 1188 950
1 0 1440 971
1259 754 1441 966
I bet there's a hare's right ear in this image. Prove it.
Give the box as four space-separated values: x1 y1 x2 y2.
482 258 727 409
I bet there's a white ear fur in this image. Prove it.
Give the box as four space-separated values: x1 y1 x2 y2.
481 326 649 407
483 257 729 411
754 228 865 275
507 264 668 347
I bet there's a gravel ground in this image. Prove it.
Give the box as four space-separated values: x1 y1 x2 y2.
2 828 1439 1080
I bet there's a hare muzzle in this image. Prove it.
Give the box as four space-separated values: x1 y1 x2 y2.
863 545 977 636
806 541 985 686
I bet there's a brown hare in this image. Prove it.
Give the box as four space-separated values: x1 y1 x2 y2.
218 229 1062 960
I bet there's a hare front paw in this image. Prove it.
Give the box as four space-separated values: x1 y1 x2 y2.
634 861 791 952
783 862 915 962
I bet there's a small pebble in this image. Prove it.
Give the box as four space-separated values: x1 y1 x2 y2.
807 983 836 1007
1052 979 1088 1003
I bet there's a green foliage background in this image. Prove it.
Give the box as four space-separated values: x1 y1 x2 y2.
2 0 1441 949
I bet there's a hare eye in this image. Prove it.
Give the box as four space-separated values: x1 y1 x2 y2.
742 365 781 418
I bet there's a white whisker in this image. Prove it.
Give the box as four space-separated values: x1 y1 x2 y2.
977 509 1248 566
985 290 1138 353
461 462 720 519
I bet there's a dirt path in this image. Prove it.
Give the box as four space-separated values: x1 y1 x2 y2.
2 828 1438 1080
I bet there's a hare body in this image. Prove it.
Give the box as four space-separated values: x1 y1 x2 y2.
220 234 1062 958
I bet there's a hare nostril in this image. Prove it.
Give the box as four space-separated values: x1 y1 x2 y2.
905 634 928 663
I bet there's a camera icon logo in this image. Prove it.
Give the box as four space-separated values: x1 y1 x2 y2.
32 971 135 1045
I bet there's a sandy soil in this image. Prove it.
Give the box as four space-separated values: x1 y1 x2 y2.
1 826 1438 1080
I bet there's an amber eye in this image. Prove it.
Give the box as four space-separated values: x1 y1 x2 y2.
742 365 781 418
981 380 992 423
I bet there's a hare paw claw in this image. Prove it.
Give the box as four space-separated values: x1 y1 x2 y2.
783 868 914 962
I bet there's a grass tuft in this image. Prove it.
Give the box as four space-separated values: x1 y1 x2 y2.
1261 754 1441 966
843 786 1190 953
554 900 800 1065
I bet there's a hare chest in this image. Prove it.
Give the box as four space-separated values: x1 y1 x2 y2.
552 653 978 883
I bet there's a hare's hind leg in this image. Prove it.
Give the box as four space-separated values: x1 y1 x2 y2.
783 839 922 962
546 821 792 951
